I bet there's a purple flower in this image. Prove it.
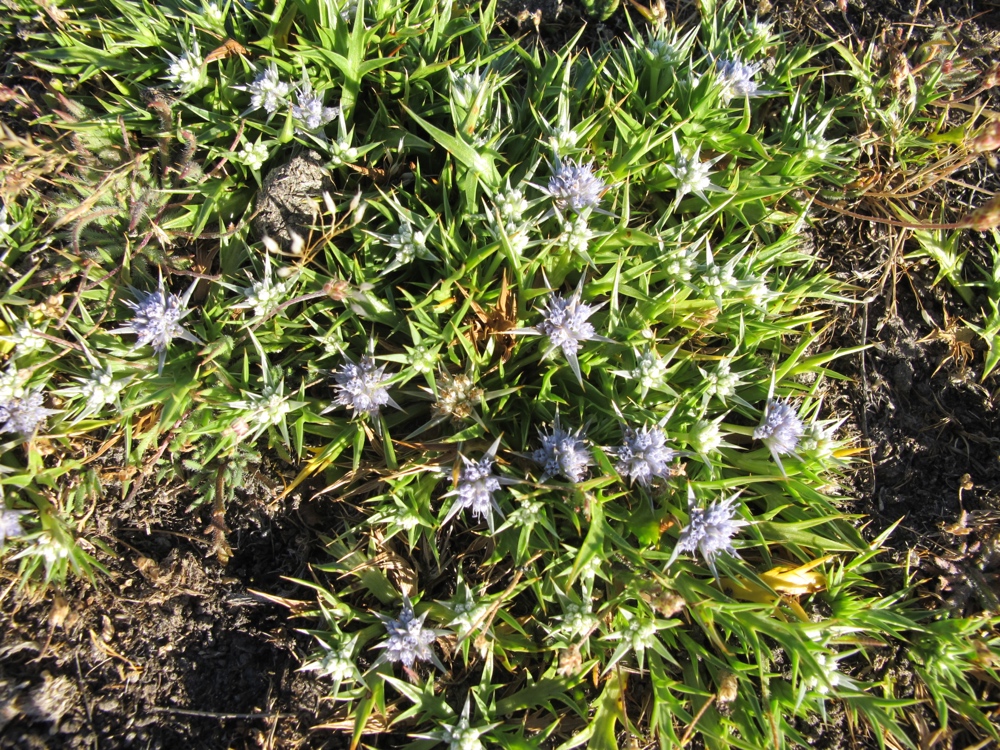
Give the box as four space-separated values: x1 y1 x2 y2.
715 57 769 103
0 507 31 546
532 412 592 483
329 354 399 419
291 79 339 133
511 276 610 385
543 159 606 214
111 277 202 374
667 486 748 578
243 63 292 116
612 424 677 486
375 596 446 671
442 438 514 532
753 398 803 475
0 388 58 437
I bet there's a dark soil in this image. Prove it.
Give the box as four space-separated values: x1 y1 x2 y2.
0 462 343 749
4 1 1000 748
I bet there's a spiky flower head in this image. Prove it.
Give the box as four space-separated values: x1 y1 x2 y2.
417 699 498 750
798 420 841 462
380 218 438 275
406 343 439 376
745 277 774 310
291 77 340 134
329 354 398 419
8 323 46 356
329 136 359 167
754 398 804 474
203 1 225 26
0 366 27 403
543 159 606 214
537 287 600 359
494 186 530 233
433 372 484 423
375 596 447 671
700 243 742 309
446 582 488 637
450 67 489 114
65 364 131 421
667 135 725 210
715 57 766 103
442 438 512 532
0 507 31 547
111 277 202 374
559 213 595 263
667 486 749 578
623 348 670 398
300 634 361 691
665 242 699 282
532 412 592 483
512 276 610 385
233 253 293 319
0 388 58 437
802 650 845 696
647 39 681 67
553 599 598 640
243 62 292 116
689 418 724 456
229 366 304 446
165 39 203 89
604 610 660 672
703 358 741 402
612 424 677 486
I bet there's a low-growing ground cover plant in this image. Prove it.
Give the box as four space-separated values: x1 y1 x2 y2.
1 0 999 746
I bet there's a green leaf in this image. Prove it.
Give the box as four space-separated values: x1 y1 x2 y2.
401 105 500 191
567 500 605 588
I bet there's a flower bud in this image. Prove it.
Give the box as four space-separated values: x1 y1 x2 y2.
984 61 1000 89
960 193 1000 231
971 121 1000 153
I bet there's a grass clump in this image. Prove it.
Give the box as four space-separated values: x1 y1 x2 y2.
1 0 999 746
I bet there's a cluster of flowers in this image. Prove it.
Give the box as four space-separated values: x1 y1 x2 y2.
239 63 340 136
310 146 813 685
165 40 342 137
327 345 806 556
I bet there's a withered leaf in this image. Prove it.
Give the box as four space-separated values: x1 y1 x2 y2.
205 39 249 63
461 271 517 362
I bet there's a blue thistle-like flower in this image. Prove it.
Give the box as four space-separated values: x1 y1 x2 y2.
329 354 399 419
753 398 804 475
532 412 592 483
612 424 677 486
442 438 513 532
242 62 292 116
543 158 606 214
667 486 748 578
111 277 202 374
374 596 447 671
511 276 610 385
291 78 339 133
0 388 58 437
715 57 769 103
0 507 31 546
